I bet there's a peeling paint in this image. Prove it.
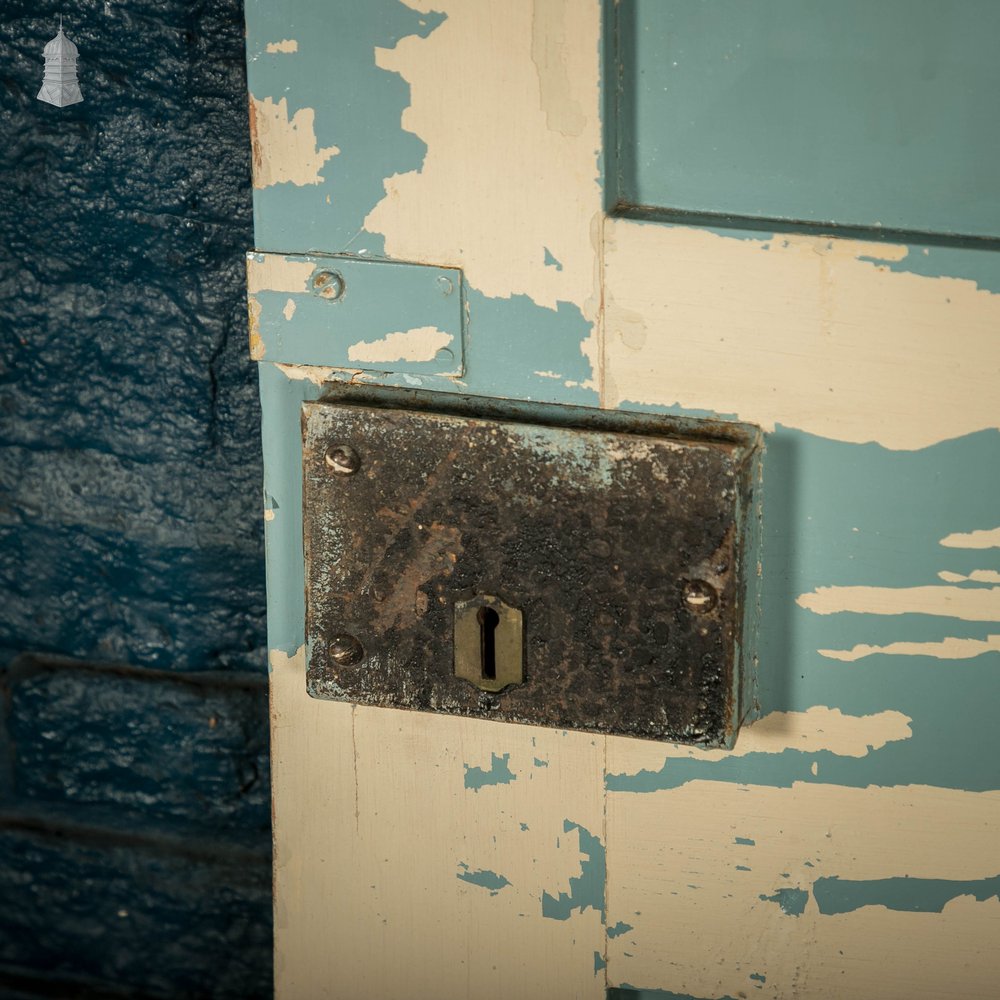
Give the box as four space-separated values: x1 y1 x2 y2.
364 0 602 315
608 920 633 938
541 820 605 921
819 634 1000 662
246 253 314 294
939 570 1000 584
249 95 339 189
282 298 296 321
346 326 452 363
463 752 516 791
265 39 299 53
798 585 1000 621
604 221 1000 449
456 863 511 895
758 887 809 917
941 527 1000 549
813 873 1000 915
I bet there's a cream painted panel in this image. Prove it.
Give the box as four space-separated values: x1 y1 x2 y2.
603 220 1000 450
364 0 604 319
271 648 606 1000
605 779 1000 998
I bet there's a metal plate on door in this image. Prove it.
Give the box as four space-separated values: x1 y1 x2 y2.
302 386 761 746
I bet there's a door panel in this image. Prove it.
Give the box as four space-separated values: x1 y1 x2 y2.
246 2 1000 997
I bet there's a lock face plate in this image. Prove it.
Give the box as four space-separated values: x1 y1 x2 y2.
302 387 761 746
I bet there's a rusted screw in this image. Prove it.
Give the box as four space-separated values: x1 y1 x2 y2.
683 579 718 614
312 270 345 300
325 443 360 475
329 633 364 667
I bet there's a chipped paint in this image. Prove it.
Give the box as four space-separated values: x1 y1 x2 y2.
463 752 517 791
604 221 1000 449
364 0 603 316
758 887 808 917
606 781 1000 997
274 363 341 385
819 634 1000 662
265 39 299 53
813 873 1000 915
798 584 1000 621
249 95 339 189
456 863 512 895
282 298 296 321
607 920 633 938
939 569 1000 584
246 253 314 295
940 527 1000 549
541 820 606 921
346 326 452 363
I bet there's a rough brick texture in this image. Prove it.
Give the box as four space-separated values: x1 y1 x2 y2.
0 0 271 995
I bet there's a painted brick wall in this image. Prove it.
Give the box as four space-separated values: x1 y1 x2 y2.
0 2 270 996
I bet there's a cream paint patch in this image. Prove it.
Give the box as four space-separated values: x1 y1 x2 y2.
246 254 315 295
605 780 1000 998
247 296 264 359
275 363 353 386
363 0 603 318
939 569 1000 584
263 508 275 522
265 39 299 53
820 634 1000 661
346 326 452 364
609 708 911 775
603 220 1000 449
248 95 339 189
798 584 1000 621
941 527 1000 549
282 298 296 321
270 646 605 999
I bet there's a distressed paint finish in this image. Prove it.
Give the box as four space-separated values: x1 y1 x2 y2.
246 1 1000 997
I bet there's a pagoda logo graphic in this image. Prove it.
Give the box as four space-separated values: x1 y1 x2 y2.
37 18 83 108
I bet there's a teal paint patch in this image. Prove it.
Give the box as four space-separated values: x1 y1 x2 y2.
758 887 809 917
465 289 598 407
607 921 633 938
813 874 1000 916
541 820 606 921
612 0 1000 239
543 247 563 271
735 837 755 846
519 822 529 832
258 364 324 658
857 244 1000 295
245 0 445 253
750 973 766 985
456 863 511 896
250 254 463 374
594 951 607 974
463 752 516 791
533 757 549 768
735 865 751 872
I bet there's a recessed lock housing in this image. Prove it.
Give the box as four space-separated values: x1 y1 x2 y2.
302 386 762 747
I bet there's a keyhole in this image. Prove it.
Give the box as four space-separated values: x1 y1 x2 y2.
478 606 500 680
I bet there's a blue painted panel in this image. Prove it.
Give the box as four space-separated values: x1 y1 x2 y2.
249 253 464 374
613 0 1000 239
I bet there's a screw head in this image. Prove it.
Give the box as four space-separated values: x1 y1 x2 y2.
437 275 454 296
329 633 365 667
312 270 345 300
325 443 360 475
683 579 718 614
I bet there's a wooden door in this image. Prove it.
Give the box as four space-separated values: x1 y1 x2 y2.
245 2 1000 996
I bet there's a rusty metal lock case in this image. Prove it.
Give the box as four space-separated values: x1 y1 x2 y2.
302 385 762 747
